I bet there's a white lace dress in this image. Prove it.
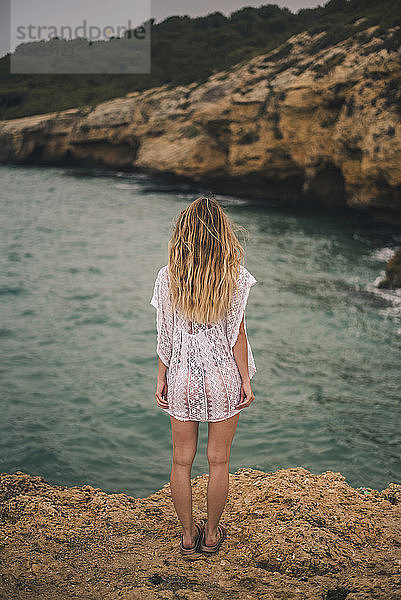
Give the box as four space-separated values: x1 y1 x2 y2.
150 264 257 422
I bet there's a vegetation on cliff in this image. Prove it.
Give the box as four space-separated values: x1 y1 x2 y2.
1 0 401 120
1 20 401 226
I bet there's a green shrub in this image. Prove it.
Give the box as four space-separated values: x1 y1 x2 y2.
1 0 401 119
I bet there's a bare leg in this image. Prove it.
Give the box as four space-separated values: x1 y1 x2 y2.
205 413 240 545
169 415 199 548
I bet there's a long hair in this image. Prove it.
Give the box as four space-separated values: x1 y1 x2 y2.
167 196 247 324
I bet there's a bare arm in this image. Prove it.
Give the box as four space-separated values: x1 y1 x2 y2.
232 316 250 383
155 357 169 409
158 356 168 381
233 316 255 409
151 267 173 410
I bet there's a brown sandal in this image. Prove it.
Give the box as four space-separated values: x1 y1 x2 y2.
200 523 227 554
179 522 203 555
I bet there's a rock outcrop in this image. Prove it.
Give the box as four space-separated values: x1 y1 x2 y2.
1 26 401 224
378 245 401 289
0 467 400 599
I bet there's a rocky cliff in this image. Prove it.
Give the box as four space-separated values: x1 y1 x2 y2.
1 25 401 226
0 467 400 599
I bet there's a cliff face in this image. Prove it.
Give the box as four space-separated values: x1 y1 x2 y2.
1 26 401 224
0 467 400 600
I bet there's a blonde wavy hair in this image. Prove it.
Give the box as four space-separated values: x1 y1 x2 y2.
167 196 247 324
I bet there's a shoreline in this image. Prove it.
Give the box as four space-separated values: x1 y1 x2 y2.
1 467 400 599
2 158 400 226
1 27 401 227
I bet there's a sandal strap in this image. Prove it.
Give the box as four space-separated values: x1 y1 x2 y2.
180 522 202 552
201 524 226 551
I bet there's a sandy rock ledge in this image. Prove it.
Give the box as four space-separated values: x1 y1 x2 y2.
0 467 400 599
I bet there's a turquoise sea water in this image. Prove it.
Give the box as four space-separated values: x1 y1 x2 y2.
1 164 400 497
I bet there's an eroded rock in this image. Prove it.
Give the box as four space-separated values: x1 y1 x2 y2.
0 28 401 223
0 467 400 599
377 246 401 289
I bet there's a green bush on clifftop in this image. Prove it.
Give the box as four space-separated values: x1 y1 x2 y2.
1 0 401 120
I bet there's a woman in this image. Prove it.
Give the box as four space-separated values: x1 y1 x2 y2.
150 196 257 555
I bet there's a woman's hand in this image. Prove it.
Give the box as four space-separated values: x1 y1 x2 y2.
236 379 255 409
155 376 169 409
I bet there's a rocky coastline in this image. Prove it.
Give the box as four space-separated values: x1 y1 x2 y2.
1 25 401 287
0 467 400 599
377 246 401 290
1 25 401 228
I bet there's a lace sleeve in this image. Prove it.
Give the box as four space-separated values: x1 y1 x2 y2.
226 266 257 350
150 266 174 368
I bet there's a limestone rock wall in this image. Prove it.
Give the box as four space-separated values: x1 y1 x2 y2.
1 26 401 224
